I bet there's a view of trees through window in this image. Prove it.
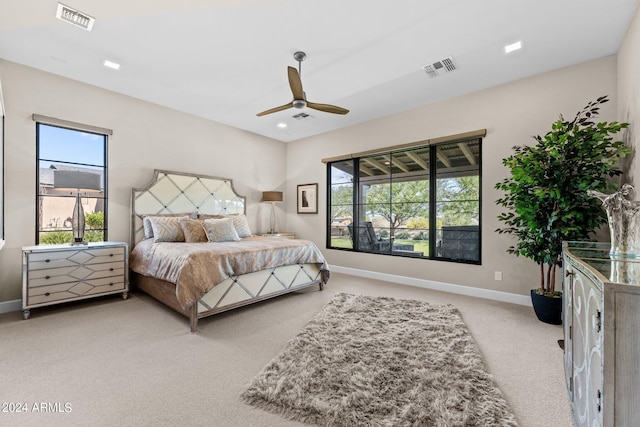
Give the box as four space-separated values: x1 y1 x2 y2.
328 138 481 263
36 123 107 244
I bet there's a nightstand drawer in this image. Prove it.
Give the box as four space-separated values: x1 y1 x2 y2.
27 247 125 270
27 264 125 287
28 276 127 305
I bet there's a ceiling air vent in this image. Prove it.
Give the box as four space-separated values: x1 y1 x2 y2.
292 112 312 120
422 56 456 78
56 3 95 31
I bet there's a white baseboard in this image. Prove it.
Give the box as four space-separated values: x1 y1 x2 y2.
0 299 22 315
0 269 530 314
331 265 531 307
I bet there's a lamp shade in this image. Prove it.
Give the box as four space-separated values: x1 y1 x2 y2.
53 170 102 192
262 191 283 202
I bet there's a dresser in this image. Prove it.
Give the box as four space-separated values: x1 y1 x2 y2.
562 241 640 427
22 242 128 319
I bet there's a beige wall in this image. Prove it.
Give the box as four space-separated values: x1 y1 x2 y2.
286 55 620 297
0 59 286 303
1 27 634 304
618 3 640 190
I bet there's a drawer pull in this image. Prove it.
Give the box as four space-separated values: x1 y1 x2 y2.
109 283 114 286
110 253 114 257
110 268 114 271
45 259 50 263
45 275 50 280
45 292 50 296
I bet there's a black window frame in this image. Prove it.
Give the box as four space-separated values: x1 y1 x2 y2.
36 122 109 245
326 138 482 264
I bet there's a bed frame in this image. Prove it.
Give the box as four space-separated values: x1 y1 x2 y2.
130 170 325 332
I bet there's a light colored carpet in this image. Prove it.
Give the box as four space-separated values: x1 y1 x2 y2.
0 272 573 426
241 292 518 426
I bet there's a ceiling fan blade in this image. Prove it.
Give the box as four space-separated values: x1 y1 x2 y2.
256 102 294 117
288 66 304 100
306 101 349 115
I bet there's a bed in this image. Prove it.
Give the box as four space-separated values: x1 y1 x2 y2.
129 170 329 332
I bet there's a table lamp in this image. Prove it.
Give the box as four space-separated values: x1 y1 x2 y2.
262 191 283 234
53 170 102 245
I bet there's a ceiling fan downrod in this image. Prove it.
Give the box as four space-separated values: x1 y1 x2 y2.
293 51 306 76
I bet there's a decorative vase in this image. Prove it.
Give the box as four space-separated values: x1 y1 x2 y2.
530 289 562 325
588 184 640 258
609 258 640 283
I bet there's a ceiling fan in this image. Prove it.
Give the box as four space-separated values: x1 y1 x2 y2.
257 51 349 117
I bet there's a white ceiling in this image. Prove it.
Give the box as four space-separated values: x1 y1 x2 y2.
0 0 638 142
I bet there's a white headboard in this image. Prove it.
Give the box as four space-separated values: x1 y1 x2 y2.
130 170 246 246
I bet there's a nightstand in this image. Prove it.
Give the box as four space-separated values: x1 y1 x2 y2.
260 232 296 239
22 242 129 320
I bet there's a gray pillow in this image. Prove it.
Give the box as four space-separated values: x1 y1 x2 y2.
203 218 240 242
232 215 252 238
148 216 188 242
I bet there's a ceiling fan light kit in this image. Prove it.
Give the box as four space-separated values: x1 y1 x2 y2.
257 51 349 117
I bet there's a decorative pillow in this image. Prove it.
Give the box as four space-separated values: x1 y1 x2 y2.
148 216 188 242
179 218 207 243
232 215 252 238
143 213 194 239
203 218 240 242
143 216 155 239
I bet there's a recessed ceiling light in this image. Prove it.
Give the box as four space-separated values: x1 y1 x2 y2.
56 3 95 31
103 60 120 70
504 41 523 54
277 123 287 128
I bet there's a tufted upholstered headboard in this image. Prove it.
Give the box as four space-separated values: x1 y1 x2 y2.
130 169 246 246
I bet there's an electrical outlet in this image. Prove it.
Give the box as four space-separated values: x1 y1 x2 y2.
494 271 503 281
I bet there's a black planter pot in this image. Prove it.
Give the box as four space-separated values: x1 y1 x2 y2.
530 289 563 325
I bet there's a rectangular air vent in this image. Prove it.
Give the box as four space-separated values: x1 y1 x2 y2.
56 3 95 31
422 56 456 78
292 112 312 120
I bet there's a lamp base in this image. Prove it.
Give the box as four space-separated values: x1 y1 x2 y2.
269 202 277 235
70 240 88 246
71 193 87 245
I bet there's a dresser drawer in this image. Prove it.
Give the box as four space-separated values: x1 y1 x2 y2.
27 264 125 287
27 247 126 271
28 276 127 305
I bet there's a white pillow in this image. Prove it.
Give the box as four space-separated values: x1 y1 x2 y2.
232 215 252 238
203 218 240 242
148 216 188 242
143 216 154 239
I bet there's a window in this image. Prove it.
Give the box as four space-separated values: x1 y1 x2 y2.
36 122 108 244
327 137 481 263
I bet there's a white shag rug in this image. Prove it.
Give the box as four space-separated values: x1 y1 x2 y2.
241 293 518 426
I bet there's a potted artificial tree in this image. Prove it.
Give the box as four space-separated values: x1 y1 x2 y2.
495 96 630 324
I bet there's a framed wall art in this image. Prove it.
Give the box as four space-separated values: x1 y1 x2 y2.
297 183 318 214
